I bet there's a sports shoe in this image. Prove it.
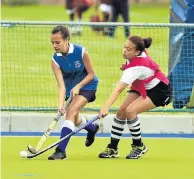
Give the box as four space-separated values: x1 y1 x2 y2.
48 148 67 160
85 123 99 147
126 144 148 159
98 146 119 158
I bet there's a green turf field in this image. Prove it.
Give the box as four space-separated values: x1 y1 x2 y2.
1 136 194 179
1 3 172 110
1 3 169 22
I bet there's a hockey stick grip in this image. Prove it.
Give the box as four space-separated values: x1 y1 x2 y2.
30 95 73 153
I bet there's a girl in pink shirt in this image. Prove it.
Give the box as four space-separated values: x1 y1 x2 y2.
98 36 171 159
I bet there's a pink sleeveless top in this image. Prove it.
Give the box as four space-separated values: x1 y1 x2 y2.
124 52 169 98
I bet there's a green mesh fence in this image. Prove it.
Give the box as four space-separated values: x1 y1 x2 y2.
1 21 194 112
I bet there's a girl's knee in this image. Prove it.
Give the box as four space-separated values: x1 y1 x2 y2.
116 107 126 120
125 107 137 119
66 108 78 119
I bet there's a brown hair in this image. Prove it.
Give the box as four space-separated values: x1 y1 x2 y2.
128 36 152 54
51 25 70 40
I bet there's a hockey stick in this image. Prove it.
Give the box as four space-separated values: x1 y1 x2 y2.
26 115 99 159
27 95 73 154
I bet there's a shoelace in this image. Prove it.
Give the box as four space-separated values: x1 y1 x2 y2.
129 146 141 155
54 151 60 156
129 147 136 155
104 148 112 154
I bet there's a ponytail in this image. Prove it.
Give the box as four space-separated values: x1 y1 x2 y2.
143 37 152 48
128 36 153 53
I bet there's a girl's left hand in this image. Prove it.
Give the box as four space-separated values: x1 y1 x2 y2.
120 63 126 71
58 107 65 116
99 106 109 118
71 85 81 98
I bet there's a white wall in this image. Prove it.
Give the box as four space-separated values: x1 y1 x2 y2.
1 112 194 134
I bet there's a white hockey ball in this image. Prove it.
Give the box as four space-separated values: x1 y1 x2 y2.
20 150 28 158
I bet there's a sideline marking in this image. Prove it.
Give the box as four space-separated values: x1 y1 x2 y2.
1 132 194 138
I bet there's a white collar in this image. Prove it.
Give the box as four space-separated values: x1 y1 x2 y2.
137 52 147 57
68 43 74 53
56 43 74 56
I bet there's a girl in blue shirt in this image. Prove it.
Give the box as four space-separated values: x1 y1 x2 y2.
48 25 99 160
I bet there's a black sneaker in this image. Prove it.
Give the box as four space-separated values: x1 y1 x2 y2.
126 144 148 159
98 146 119 158
85 123 99 147
48 148 67 160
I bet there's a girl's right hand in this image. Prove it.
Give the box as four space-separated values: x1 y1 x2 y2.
58 107 65 116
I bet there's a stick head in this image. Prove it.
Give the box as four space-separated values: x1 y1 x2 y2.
27 144 38 154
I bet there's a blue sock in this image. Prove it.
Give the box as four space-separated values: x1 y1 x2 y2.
57 120 74 152
85 121 96 132
81 116 96 132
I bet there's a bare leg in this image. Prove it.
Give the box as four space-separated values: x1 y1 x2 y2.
109 92 140 149
126 96 155 146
